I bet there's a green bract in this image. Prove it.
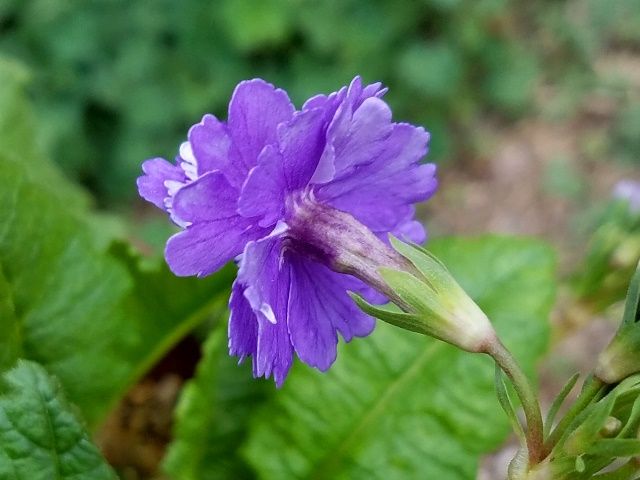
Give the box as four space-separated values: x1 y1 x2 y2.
595 261 640 384
351 237 496 352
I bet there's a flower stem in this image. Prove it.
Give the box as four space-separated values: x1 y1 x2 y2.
543 376 605 455
486 339 545 465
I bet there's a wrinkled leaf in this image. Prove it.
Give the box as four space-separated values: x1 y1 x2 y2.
0 360 116 480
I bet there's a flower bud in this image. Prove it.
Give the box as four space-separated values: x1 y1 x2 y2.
595 261 640 384
599 416 622 438
594 325 640 384
351 237 497 353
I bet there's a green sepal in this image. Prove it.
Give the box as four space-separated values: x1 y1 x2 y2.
388 236 457 295
615 392 640 438
357 237 496 353
564 394 617 455
593 460 640 479
545 373 580 436
621 261 640 327
348 292 429 337
586 438 640 457
377 267 452 324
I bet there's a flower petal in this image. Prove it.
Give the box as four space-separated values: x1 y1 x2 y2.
171 171 239 224
392 215 427 244
165 217 256 277
228 280 257 363
278 108 326 191
238 109 326 228
137 158 185 210
227 79 295 180
187 114 240 182
239 236 294 386
237 146 286 228
312 96 393 184
317 123 437 234
287 254 375 371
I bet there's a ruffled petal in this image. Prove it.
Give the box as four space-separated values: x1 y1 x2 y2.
187 114 238 182
238 109 326 228
237 146 286 228
312 96 393 185
171 171 239 224
392 215 427 244
228 280 257 363
317 123 437 234
165 218 257 277
165 172 264 277
137 158 185 210
227 79 295 181
287 254 375 371
278 108 326 190
238 236 293 386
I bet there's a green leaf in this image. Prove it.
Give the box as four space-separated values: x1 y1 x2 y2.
587 439 640 457
0 68 233 427
349 293 426 336
494 367 525 442
545 373 580 436
622 261 640 326
0 360 116 479
0 264 21 370
243 236 556 479
163 326 270 480
564 395 617 456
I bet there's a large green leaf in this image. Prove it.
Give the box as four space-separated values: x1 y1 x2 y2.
163 326 270 480
0 265 20 371
0 360 116 480
0 60 233 427
0 57 89 210
243 236 556 479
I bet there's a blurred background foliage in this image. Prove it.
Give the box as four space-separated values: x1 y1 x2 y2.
1 0 640 478
0 0 638 206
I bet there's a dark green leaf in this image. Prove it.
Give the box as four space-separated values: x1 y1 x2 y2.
0 360 116 480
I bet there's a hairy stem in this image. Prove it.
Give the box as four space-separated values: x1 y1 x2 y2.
486 339 545 466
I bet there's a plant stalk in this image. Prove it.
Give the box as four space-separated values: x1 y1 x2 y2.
486 338 545 465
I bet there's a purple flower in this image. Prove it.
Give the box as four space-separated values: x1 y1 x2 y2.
137 77 438 385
